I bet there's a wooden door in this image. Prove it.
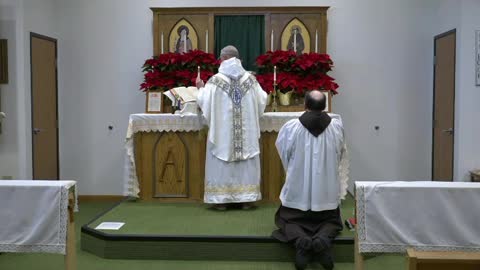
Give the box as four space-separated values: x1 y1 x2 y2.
432 30 456 181
31 33 59 180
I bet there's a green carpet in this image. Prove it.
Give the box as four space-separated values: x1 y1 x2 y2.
0 201 406 270
87 197 355 238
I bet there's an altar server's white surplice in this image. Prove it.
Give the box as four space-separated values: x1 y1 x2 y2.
275 113 349 211
197 57 267 203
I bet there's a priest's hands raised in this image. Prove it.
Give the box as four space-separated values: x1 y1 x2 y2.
196 77 205 88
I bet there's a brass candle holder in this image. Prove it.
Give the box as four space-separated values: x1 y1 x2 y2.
272 82 278 112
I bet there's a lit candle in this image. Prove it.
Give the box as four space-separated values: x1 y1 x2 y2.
205 30 209 52
197 66 201 79
315 29 318 53
270 30 274 51
293 29 297 53
274 66 277 82
161 32 164 54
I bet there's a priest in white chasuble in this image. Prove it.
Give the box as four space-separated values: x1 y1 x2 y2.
272 90 349 270
196 45 267 210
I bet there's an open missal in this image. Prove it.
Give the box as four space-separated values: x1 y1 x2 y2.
167 86 199 103
163 86 200 115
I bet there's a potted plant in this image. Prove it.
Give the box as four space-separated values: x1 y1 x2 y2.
255 50 339 106
140 50 219 92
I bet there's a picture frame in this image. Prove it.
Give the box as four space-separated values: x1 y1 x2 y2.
476 30 480 86
146 91 163 113
0 39 8 84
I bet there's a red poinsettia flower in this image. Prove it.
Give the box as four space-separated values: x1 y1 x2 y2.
255 50 339 95
140 50 219 91
256 73 275 93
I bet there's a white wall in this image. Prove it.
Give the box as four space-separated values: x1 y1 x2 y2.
53 0 437 195
7 0 469 194
0 0 59 179
0 18 18 178
0 0 23 179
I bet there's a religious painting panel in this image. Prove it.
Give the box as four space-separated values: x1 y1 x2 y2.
169 19 199 53
153 14 209 55
270 13 326 54
280 18 310 54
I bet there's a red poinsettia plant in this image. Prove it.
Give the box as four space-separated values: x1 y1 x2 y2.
140 50 220 92
255 50 339 95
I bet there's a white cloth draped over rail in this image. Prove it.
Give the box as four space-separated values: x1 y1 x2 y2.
356 181 480 253
0 180 78 254
123 112 320 198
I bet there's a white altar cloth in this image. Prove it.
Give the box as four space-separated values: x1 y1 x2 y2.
0 180 77 254
123 112 329 197
356 181 480 253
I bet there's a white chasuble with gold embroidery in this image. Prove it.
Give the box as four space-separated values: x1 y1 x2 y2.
197 57 267 203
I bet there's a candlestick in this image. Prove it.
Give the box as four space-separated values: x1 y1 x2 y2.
270 30 274 51
272 82 278 112
293 29 297 53
161 32 164 54
205 30 209 52
274 66 277 82
315 29 318 53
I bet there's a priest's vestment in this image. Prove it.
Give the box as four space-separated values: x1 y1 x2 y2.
197 58 267 203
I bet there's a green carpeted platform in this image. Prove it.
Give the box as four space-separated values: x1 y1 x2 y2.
81 196 355 262
0 201 406 270
87 199 354 237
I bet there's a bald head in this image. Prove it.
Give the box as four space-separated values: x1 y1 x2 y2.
305 90 326 112
220 45 239 60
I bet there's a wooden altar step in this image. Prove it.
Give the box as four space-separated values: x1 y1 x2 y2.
81 197 355 262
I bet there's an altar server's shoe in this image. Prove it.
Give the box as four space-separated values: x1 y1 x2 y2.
294 237 313 270
318 249 334 270
312 236 329 253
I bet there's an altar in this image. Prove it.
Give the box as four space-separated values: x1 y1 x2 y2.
124 112 341 202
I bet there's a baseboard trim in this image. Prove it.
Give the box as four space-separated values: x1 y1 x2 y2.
78 195 125 203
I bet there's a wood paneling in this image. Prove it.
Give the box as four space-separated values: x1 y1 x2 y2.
135 130 284 202
152 7 329 58
153 133 188 197
270 13 326 53
260 132 285 201
407 249 480 270
136 131 206 202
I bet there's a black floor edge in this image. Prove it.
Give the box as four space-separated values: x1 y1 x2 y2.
81 198 355 245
